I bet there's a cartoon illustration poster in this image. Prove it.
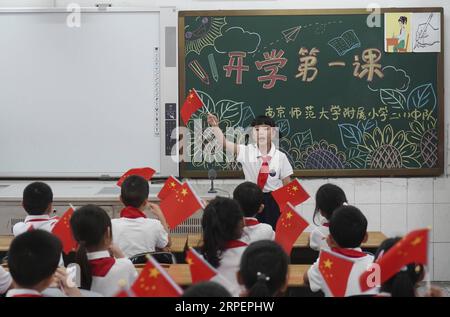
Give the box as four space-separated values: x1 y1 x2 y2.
385 13 412 53
412 12 441 53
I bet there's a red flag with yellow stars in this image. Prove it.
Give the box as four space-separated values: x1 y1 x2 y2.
319 249 355 297
359 228 429 292
159 181 205 229
131 256 183 297
180 88 204 125
271 179 310 209
186 247 218 283
157 176 183 201
117 167 156 187
275 202 309 255
51 206 78 254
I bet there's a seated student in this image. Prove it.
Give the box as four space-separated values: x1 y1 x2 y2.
309 183 348 251
13 182 59 236
111 175 171 258
233 182 275 243
70 205 137 297
374 238 443 297
201 197 247 297
0 266 13 295
182 281 232 297
6 230 81 297
238 240 289 297
304 205 377 297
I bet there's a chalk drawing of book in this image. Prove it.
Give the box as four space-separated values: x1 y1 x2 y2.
328 30 361 56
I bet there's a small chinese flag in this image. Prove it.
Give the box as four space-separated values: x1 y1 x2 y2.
180 88 204 125
272 179 310 210
319 249 355 297
159 182 204 229
186 247 218 283
275 202 309 255
359 228 429 292
131 256 183 297
157 176 183 201
51 206 78 254
117 167 156 187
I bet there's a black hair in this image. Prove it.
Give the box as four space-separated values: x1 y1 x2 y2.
8 229 62 288
376 238 424 297
313 183 347 225
398 16 408 24
182 281 232 297
22 182 53 215
251 115 275 127
233 182 264 217
201 197 244 268
239 240 289 297
70 204 112 290
120 175 149 208
329 205 367 248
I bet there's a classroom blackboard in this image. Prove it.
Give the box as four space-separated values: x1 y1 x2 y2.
178 8 444 178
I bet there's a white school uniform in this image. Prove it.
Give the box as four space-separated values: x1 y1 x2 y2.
6 288 43 297
0 266 12 295
307 248 377 297
237 143 293 193
309 223 330 251
241 217 275 244
87 250 137 297
12 214 59 236
112 213 169 258
216 240 248 297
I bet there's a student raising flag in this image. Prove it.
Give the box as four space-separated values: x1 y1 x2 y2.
116 167 155 187
181 88 205 125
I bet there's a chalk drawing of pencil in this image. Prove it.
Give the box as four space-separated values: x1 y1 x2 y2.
208 53 219 82
188 59 210 85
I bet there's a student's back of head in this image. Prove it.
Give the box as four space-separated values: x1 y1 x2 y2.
201 197 244 268
182 281 232 297
238 240 289 297
233 182 264 218
70 204 112 290
8 229 62 289
314 183 347 224
329 205 367 248
22 182 53 215
120 175 149 208
375 238 424 297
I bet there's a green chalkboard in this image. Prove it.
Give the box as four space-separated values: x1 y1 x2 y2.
178 8 444 177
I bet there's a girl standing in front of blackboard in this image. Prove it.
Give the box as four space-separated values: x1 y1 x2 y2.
207 114 293 229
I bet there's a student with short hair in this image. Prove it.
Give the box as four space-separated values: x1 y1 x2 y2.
304 205 377 297
13 182 59 236
112 175 170 258
238 240 289 297
70 205 137 297
233 182 275 243
6 230 81 297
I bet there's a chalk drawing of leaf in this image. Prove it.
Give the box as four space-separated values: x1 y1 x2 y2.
345 147 367 168
380 89 406 110
407 83 437 112
237 105 255 128
291 130 313 152
276 119 290 138
215 100 243 127
338 123 363 149
362 119 377 133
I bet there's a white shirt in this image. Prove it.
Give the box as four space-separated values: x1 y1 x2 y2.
6 288 42 297
12 214 59 236
309 225 330 251
237 143 293 193
0 266 12 294
87 251 137 297
216 242 248 297
112 217 169 258
241 218 275 244
307 248 377 297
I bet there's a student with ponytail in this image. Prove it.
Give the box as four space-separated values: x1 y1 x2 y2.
70 205 137 296
238 240 289 297
201 197 247 296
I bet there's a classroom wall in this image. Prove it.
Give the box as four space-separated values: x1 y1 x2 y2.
1 0 449 281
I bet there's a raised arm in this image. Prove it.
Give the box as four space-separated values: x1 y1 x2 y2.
207 113 239 155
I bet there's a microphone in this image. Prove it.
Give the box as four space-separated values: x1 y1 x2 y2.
208 169 218 194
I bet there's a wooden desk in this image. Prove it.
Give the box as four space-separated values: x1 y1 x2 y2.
0 235 12 253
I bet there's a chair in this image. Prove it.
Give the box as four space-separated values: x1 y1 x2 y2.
129 251 176 265
397 33 410 52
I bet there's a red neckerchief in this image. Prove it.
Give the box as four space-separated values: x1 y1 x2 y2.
244 218 260 227
11 294 43 297
225 240 248 249
120 206 147 219
322 223 330 227
89 257 116 277
331 247 367 258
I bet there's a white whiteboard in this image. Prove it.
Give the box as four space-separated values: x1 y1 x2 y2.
0 10 162 177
